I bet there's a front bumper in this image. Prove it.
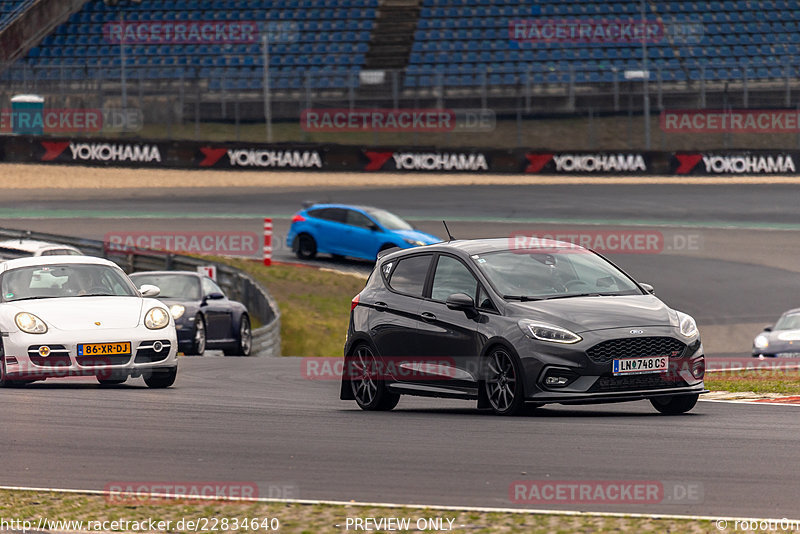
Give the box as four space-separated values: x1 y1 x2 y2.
3 329 178 380
516 327 705 404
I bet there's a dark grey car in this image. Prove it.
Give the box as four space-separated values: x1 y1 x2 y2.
340 238 705 415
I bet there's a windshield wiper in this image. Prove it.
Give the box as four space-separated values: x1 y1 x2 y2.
503 295 545 301
6 295 58 302
76 293 117 297
542 292 616 300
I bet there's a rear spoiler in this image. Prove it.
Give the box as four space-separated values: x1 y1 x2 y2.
301 200 319 209
376 246 401 260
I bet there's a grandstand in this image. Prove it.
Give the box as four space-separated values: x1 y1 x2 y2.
0 0 798 145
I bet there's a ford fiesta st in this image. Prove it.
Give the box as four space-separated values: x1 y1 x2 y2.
0 256 178 388
340 238 705 415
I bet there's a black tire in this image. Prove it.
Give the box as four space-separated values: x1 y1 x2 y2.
483 347 526 415
650 393 699 415
295 234 317 260
143 367 177 389
349 344 400 411
224 314 252 356
186 315 206 356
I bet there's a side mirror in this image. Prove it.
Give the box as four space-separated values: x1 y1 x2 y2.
764 325 773 332
368 223 380 232
206 292 225 300
139 284 160 298
640 283 655 294
446 293 478 318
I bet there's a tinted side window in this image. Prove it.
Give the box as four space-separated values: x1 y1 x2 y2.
388 255 431 297
431 255 478 302
202 278 225 297
346 210 375 229
308 208 346 223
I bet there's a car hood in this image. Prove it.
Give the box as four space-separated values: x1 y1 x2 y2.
392 229 441 244
508 295 675 333
5 297 145 330
761 329 800 343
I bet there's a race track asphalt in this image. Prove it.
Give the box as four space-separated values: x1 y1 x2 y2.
1 181 799 520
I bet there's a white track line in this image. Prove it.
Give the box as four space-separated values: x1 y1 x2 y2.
0 484 796 524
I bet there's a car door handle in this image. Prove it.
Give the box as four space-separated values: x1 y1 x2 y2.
421 312 437 322
373 301 388 311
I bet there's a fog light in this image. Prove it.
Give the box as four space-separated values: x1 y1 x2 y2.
38 345 50 357
691 358 705 379
545 376 570 386
153 341 163 353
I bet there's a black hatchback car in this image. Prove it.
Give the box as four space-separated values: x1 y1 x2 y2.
340 238 705 415
130 271 252 357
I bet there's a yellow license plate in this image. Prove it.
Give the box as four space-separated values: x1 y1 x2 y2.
77 342 131 357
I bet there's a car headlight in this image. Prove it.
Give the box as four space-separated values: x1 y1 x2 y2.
145 307 170 330
403 238 426 247
676 311 698 338
15 312 47 334
754 334 769 350
169 304 186 320
518 320 582 344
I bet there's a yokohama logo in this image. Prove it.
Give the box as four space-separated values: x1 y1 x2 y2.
364 151 488 171
199 147 322 168
525 153 646 173
553 154 646 172
675 153 796 174
42 142 161 162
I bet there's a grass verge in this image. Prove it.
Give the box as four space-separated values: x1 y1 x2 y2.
0 489 717 533
222 258 366 357
704 369 800 395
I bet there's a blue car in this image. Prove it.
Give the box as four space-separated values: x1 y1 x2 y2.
286 204 440 261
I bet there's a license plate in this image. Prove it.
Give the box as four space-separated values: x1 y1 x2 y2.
776 352 800 358
77 342 131 356
612 356 668 375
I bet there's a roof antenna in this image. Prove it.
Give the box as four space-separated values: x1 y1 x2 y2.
442 220 455 242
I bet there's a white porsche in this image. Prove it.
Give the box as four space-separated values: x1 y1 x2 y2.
0 255 178 388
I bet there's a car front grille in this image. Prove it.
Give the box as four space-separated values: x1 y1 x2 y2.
27 345 70 367
589 373 687 393
586 337 687 364
78 355 132 367
134 340 172 364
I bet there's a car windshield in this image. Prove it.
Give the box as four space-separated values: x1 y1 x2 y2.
472 249 642 300
131 274 202 299
365 209 413 231
775 313 800 330
0 263 138 302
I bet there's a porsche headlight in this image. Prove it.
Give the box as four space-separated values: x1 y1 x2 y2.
403 238 426 247
145 307 170 330
169 304 186 320
15 312 47 334
518 320 582 344
754 334 769 350
676 311 698 338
